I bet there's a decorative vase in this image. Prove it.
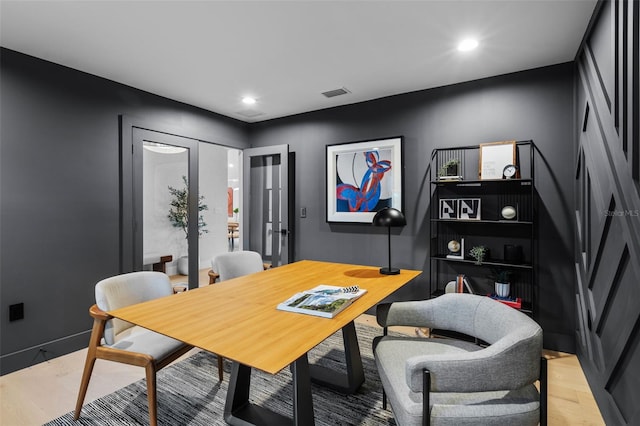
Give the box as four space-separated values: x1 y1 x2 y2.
177 256 189 275
495 282 510 298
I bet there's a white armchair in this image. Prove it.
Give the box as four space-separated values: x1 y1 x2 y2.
74 271 196 426
208 250 270 284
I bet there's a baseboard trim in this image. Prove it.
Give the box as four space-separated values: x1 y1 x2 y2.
0 330 90 375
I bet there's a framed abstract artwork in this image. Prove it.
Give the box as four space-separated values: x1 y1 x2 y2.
326 136 403 223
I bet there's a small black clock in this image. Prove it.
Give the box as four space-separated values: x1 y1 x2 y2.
503 164 519 179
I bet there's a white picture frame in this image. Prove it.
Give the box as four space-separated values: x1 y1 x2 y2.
478 140 516 180
439 199 458 219
458 198 481 220
326 136 403 223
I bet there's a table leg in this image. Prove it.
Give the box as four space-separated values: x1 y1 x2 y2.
224 354 315 426
309 320 365 394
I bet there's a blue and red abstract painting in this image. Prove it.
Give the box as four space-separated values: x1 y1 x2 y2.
335 149 393 212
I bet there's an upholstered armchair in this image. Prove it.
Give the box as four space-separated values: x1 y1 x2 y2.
74 271 196 426
208 250 270 284
374 293 546 426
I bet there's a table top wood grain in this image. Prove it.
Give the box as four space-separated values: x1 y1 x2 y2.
110 260 421 374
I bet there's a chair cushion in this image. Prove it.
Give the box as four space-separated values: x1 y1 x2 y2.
430 387 540 426
107 325 187 360
375 336 539 426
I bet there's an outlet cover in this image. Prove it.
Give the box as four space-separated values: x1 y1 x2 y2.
9 303 24 321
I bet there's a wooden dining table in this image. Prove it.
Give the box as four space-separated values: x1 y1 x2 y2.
109 259 422 425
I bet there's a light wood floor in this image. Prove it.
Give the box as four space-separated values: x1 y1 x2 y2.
0 270 604 425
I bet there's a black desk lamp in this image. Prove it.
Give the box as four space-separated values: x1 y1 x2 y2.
372 207 406 275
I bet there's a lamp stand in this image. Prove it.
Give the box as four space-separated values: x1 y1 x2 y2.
380 226 400 275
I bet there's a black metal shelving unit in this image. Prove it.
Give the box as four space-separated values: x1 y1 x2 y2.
428 140 537 317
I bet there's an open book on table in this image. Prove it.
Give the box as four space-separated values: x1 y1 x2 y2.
277 285 367 318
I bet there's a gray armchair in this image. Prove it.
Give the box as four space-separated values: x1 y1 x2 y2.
374 293 546 426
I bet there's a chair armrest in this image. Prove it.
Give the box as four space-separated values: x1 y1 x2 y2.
405 335 541 393
376 303 392 327
376 300 437 328
89 304 112 321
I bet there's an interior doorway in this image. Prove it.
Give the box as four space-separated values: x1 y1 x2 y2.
243 145 290 267
121 117 288 284
121 117 245 288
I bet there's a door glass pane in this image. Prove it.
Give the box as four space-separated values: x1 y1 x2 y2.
199 143 242 283
249 153 282 265
227 149 242 252
143 141 189 284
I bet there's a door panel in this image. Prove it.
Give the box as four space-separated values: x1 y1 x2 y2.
243 145 289 266
132 128 200 289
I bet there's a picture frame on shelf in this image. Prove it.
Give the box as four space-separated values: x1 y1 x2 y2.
458 198 481 220
439 199 458 219
479 140 516 180
326 136 403 223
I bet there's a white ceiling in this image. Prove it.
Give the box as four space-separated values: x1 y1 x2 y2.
0 0 597 123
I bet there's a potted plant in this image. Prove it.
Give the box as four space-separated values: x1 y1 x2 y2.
468 245 488 265
490 269 512 298
438 158 461 179
167 175 209 275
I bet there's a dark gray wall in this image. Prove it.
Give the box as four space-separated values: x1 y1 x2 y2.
250 63 577 352
1 47 579 375
574 1 640 424
0 48 250 374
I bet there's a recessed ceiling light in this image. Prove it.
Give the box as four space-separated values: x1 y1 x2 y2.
457 38 479 52
242 96 257 105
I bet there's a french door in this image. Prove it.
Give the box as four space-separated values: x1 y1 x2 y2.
242 145 290 266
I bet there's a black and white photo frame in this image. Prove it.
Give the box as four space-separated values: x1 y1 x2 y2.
439 199 458 219
439 198 481 220
458 198 481 220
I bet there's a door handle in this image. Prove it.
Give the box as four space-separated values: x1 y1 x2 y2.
276 229 288 236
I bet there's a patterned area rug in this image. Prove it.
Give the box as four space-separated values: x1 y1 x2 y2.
45 323 397 425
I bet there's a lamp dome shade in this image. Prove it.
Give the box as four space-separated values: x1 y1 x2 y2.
372 207 406 227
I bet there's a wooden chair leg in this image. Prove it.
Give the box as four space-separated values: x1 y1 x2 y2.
218 355 224 381
74 351 97 420
75 317 104 420
145 364 158 426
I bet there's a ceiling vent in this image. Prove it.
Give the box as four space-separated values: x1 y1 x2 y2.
322 87 351 98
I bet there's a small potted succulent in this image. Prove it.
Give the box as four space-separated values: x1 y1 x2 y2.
469 245 488 265
491 269 512 298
